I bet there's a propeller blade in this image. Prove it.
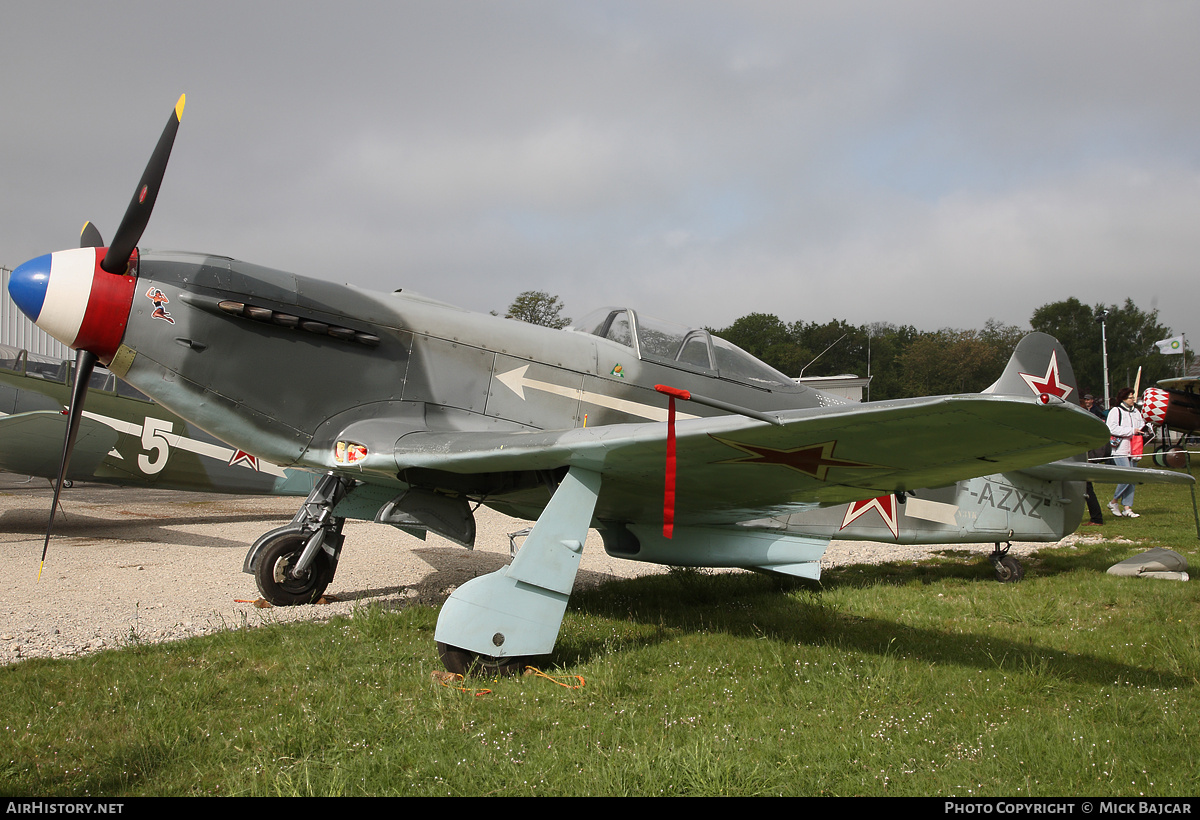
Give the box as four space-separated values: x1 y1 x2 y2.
79 221 104 248
39 349 98 579
101 94 186 275
29 94 186 575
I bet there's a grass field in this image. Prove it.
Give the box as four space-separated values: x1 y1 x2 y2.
2 482 1198 796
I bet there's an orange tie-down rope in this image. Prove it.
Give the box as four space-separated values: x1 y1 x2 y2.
431 667 585 696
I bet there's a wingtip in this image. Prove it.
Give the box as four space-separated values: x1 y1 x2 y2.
175 93 186 122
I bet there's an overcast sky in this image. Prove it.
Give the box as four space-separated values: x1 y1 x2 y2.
4 1 1199 344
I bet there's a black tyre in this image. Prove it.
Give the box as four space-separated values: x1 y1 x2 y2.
254 531 333 605
436 641 527 677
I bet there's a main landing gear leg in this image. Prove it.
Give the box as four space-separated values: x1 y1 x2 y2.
244 473 355 605
434 466 601 676
989 542 1024 583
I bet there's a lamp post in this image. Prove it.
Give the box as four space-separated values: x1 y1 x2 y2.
1097 308 1110 409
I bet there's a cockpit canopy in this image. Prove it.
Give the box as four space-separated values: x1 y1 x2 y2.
0 345 148 398
571 307 798 391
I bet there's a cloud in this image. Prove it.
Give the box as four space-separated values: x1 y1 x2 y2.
4 1 1200 341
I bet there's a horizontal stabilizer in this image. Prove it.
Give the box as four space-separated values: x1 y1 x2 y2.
1019 459 1194 486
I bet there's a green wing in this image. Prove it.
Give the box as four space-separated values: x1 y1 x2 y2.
0 411 118 481
387 393 1108 524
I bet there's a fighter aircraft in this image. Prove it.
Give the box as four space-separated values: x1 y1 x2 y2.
0 345 315 495
9 96 1183 674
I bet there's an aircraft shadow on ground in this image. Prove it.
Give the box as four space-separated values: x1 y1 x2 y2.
553 568 1193 691
0 508 290 551
299 543 1191 691
839 542 1197 584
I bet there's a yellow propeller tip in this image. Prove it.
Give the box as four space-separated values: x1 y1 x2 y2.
175 94 186 121
37 560 44 583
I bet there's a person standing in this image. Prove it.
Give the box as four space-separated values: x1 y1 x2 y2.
1080 394 1106 525
1107 388 1147 518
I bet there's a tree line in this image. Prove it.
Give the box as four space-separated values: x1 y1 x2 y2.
502 291 1181 404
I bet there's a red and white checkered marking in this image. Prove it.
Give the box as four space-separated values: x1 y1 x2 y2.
1142 387 1169 425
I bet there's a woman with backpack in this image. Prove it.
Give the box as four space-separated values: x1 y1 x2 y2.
1107 387 1149 518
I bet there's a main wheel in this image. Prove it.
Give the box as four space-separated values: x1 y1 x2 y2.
254 531 333 605
993 554 1024 583
437 642 527 677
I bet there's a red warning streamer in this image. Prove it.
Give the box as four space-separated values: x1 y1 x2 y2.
655 385 691 539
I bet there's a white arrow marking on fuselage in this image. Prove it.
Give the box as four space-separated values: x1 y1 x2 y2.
81 410 288 477
496 365 698 422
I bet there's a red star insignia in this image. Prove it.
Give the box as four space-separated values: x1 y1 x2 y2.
712 436 878 480
840 495 900 539
228 450 260 471
1018 350 1073 400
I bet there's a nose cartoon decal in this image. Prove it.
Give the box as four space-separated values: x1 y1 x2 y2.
146 287 175 324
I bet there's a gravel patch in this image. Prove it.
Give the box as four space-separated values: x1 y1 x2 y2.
0 473 1075 664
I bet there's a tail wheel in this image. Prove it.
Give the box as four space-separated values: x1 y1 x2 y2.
994 554 1024 583
254 531 333 605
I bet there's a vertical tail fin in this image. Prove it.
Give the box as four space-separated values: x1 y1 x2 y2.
982 332 1079 405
